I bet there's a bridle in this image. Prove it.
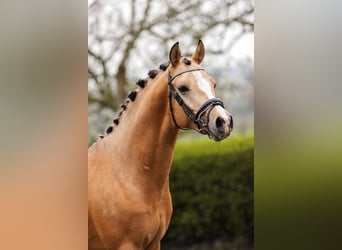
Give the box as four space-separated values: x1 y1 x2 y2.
168 68 225 136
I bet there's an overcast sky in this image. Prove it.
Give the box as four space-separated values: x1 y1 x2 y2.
231 33 254 60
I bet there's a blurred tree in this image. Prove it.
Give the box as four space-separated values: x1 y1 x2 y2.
88 0 254 110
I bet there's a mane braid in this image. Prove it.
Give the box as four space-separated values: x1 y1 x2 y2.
136 79 147 88
183 57 191 65
120 103 127 110
106 125 113 134
128 91 137 101
148 69 158 79
159 62 170 71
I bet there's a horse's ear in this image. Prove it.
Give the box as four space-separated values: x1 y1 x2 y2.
192 40 205 64
169 42 181 67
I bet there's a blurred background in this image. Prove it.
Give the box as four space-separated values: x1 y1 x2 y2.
88 0 254 249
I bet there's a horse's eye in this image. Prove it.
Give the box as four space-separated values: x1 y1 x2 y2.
214 83 217 89
178 85 189 93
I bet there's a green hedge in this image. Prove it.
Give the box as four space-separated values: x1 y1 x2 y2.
162 134 254 245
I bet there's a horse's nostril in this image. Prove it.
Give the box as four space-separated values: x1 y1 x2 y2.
229 115 233 129
216 117 225 131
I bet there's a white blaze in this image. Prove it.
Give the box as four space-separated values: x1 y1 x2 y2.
192 71 214 99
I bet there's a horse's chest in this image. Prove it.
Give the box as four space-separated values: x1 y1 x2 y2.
120 183 173 241
125 206 169 248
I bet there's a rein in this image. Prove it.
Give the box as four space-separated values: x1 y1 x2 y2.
168 68 225 136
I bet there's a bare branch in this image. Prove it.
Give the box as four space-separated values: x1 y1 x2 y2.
88 0 254 112
88 68 100 86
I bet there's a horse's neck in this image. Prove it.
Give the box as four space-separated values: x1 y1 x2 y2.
106 72 178 195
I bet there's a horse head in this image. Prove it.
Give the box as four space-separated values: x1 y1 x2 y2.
168 40 233 141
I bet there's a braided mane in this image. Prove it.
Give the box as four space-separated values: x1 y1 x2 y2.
99 61 171 138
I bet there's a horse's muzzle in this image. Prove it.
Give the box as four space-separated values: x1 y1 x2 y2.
209 109 233 141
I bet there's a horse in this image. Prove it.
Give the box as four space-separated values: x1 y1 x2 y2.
88 40 233 250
